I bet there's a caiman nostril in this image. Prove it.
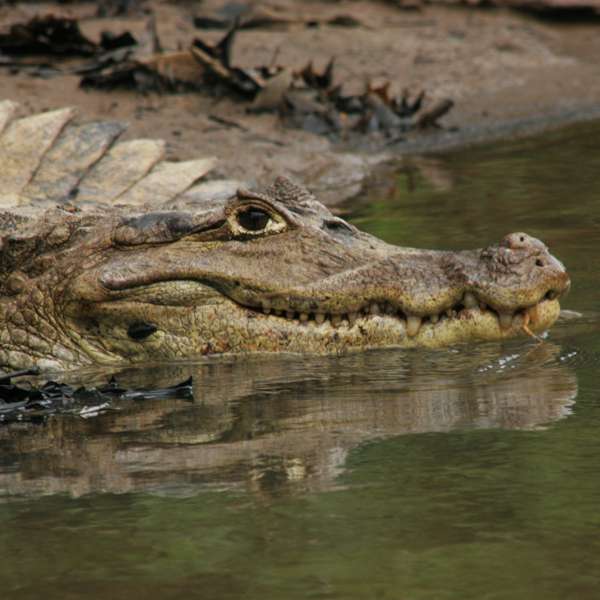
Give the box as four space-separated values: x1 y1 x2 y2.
545 290 558 301
536 259 545 267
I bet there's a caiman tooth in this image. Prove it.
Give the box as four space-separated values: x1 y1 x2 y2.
315 313 326 325
527 304 540 324
406 315 422 337
348 312 358 326
331 314 342 327
463 292 479 309
498 312 513 330
370 303 381 315
299 312 309 322
262 300 271 314
430 314 439 324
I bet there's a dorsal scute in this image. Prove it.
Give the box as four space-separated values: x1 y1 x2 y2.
0 102 217 213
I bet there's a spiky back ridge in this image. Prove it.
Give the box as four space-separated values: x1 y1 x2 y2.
0 100 217 229
0 100 221 281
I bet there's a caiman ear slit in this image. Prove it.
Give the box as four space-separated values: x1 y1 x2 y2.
323 218 354 234
127 322 158 341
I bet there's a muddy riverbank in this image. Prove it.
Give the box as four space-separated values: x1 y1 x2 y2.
1 1 600 204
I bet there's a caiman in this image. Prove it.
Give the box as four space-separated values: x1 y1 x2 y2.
0 102 570 371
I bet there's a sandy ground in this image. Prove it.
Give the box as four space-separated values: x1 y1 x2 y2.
1 1 600 204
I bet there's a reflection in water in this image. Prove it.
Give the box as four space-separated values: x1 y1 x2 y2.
0 343 577 499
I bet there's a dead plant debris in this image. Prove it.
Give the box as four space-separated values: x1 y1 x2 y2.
0 15 453 137
81 22 455 136
0 15 98 56
0 368 193 424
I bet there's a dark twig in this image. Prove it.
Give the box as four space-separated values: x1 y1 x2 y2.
0 368 39 383
208 114 249 131
416 99 454 129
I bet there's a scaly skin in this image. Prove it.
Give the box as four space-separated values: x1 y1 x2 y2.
0 177 570 371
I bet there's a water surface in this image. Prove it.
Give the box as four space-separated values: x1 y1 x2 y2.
2 122 600 600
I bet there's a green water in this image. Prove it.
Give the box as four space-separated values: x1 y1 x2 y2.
2 122 600 599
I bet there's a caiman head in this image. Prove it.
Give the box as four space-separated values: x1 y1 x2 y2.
0 177 570 371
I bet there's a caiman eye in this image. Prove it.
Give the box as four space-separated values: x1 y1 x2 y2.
236 207 271 232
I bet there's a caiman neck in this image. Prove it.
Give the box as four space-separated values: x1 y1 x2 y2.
0 284 90 371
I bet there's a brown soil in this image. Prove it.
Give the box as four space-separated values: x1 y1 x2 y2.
2 1 600 205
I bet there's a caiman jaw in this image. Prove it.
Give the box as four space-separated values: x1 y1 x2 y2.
235 294 564 340
213 230 571 346
76 270 566 357
216 283 566 349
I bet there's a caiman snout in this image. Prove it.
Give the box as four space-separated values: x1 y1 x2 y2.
476 232 570 309
499 232 570 295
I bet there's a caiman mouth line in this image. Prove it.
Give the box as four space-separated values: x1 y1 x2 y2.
232 288 563 338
